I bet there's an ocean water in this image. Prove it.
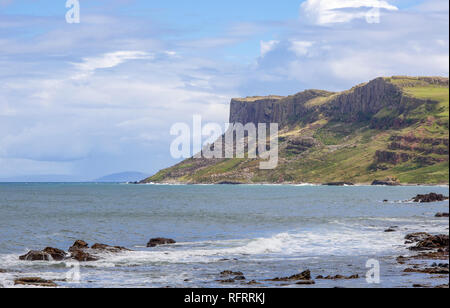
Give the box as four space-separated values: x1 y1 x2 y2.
0 183 448 288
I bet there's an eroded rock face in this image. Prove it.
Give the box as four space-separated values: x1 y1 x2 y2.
413 193 449 203
14 277 57 287
147 238 176 247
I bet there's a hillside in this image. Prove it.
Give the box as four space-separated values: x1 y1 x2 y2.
142 76 449 185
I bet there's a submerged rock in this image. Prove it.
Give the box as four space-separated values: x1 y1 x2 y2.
147 238 176 247
316 274 359 280
267 270 311 282
14 277 57 287
404 267 449 275
412 193 449 203
220 270 244 277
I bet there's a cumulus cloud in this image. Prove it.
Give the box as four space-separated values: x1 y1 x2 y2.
300 0 398 24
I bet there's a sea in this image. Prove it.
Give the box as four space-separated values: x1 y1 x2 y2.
0 183 448 288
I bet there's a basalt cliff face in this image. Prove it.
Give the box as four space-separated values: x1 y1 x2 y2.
143 76 449 185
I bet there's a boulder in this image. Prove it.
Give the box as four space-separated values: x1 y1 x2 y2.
147 238 176 247
14 277 57 287
71 250 98 262
220 270 244 277
323 182 354 186
91 243 130 252
42 247 67 261
68 240 89 252
316 274 359 280
19 250 48 261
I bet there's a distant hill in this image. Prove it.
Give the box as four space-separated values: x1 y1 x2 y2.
142 76 449 185
94 172 150 183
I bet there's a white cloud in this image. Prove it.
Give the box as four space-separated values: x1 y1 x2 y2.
289 40 314 56
300 0 398 24
71 51 152 79
260 40 280 57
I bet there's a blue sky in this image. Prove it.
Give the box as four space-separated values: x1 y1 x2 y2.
0 0 448 181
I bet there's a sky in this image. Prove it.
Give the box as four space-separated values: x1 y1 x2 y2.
0 0 448 181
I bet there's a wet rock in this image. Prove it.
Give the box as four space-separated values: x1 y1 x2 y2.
218 279 235 283
42 247 67 261
0 269 7 273
147 238 176 247
316 274 359 280
404 267 449 275
409 234 449 251
435 284 449 288
91 243 130 252
405 232 432 243
71 250 98 262
19 250 48 261
435 213 449 218
412 193 449 203
234 275 246 281
69 240 89 252
385 228 397 233
220 270 244 277
267 270 311 282
323 182 354 186
247 280 260 285
14 277 57 287
295 280 315 285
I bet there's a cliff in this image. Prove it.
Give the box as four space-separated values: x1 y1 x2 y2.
142 76 449 185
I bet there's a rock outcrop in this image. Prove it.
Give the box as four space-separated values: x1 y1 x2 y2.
147 238 176 247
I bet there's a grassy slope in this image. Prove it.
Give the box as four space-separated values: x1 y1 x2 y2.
144 77 449 185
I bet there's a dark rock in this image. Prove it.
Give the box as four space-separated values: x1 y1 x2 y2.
404 267 449 274
71 250 98 262
218 279 235 283
405 232 431 243
385 228 396 233
220 270 244 277
19 250 48 261
234 275 246 281
371 180 400 186
323 182 354 186
435 213 449 218
42 247 67 261
412 193 449 203
295 280 315 285
217 181 243 185
69 240 89 252
14 277 57 287
147 238 176 247
409 234 449 251
316 274 359 280
91 243 130 252
267 270 311 282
